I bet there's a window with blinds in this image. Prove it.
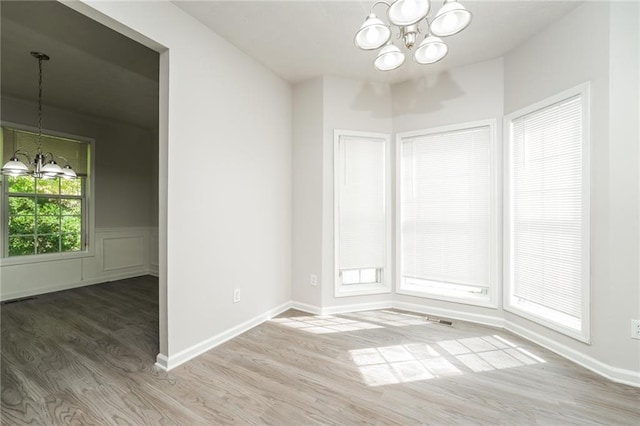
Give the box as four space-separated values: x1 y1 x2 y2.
505 83 590 342
397 121 496 306
334 130 391 297
2 126 91 259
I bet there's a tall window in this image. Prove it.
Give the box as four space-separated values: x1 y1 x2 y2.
397 121 497 306
504 83 590 342
334 130 391 297
2 126 90 258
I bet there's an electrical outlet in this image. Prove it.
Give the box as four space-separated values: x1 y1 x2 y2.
632 319 640 340
233 288 241 303
310 274 318 286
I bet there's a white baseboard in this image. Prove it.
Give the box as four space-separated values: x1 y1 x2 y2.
155 301 292 371
505 321 640 388
292 300 393 316
291 301 323 315
393 301 506 329
0 269 154 301
321 300 394 316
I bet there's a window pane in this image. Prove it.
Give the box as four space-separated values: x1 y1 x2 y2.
61 233 81 252
507 91 587 337
61 215 81 234
399 125 493 301
8 196 35 215
36 178 60 195
37 234 60 254
341 270 361 285
37 216 60 234
8 215 35 235
37 198 60 216
9 236 36 256
7 176 35 193
360 268 378 283
60 178 82 196
60 199 81 215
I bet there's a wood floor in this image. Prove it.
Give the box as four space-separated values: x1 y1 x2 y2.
2 277 639 425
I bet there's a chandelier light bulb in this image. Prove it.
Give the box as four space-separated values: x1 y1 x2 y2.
401 0 417 17
354 13 391 50
388 0 430 26
414 34 448 64
374 43 405 71
365 26 380 43
430 0 472 37
442 12 459 32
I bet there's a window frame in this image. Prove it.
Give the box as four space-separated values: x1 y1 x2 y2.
0 122 95 266
334 129 392 298
503 82 591 343
395 119 499 308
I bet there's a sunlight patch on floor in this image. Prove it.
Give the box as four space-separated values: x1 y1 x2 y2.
270 315 383 334
351 335 545 387
343 310 429 327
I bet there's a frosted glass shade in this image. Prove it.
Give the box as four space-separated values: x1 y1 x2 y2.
387 0 431 26
414 35 448 64
1 157 29 176
354 14 391 50
430 0 472 37
374 44 405 71
62 165 77 179
41 160 63 176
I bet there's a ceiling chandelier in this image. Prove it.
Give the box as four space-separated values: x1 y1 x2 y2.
1 52 77 179
354 0 472 71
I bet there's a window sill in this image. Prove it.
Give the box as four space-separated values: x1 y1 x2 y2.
335 282 391 298
0 249 93 267
396 286 497 309
504 301 590 344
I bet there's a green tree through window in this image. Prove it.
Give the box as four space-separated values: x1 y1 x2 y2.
6 176 84 256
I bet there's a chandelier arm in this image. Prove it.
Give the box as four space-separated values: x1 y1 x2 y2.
12 150 33 165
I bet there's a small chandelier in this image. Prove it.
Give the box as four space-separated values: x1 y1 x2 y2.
354 0 472 71
1 52 77 179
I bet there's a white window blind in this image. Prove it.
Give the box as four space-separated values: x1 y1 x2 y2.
507 93 586 335
399 124 493 303
335 131 389 296
2 127 89 176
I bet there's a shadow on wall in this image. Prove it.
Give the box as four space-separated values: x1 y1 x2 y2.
392 71 465 116
349 82 394 120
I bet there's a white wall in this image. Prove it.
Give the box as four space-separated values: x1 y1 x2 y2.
68 0 293 367
393 57 504 133
0 96 157 300
292 77 323 308
504 1 640 375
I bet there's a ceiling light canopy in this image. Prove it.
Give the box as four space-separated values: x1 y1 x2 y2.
1 52 78 180
354 0 471 71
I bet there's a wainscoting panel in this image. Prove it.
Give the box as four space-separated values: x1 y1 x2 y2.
103 236 145 271
0 227 158 301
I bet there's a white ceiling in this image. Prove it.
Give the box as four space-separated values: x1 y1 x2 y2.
1 1 582 130
1 1 159 130
173 0 583 85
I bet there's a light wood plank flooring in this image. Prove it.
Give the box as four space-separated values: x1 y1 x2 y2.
2 276 639 425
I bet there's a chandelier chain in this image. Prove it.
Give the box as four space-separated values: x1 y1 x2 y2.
37 56 43 149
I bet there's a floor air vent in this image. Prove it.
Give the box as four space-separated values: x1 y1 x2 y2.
425 316 453 326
